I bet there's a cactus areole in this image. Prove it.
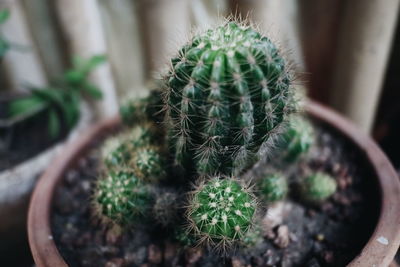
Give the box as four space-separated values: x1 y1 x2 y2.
164 22 296 176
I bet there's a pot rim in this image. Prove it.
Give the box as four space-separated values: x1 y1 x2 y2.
27 101 400 267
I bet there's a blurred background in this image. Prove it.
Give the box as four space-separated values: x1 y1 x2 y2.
0 0 399 265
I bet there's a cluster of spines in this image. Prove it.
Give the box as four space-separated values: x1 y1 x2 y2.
130 145 166 182
187 176 257 249
164 21 296 177
93 171 153 226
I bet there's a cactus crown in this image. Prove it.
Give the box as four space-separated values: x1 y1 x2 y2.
94 171 153 226
164 21 296 176
187 177 257 248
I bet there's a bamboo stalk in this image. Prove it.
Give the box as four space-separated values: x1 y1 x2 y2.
136 0 191 78
297 1 344 104
0 0 47 92
98 0 146 101
20 0 66 80
54 0 118 120
329 0 400 133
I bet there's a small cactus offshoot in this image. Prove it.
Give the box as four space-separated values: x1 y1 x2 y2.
282 116 314 162
94 171 153 226
164 21 296 176
187 177 257 248
301 172 337 203
259 173 288 202
130 145 166 182
120 90 163 126
101 122 162 170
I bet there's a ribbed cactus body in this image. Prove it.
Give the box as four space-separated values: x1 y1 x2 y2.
188 177 256 246
165 22 295 176
94 171 153 226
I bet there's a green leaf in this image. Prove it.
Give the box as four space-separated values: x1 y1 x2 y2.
82 81 103 100
86 54 106 69
8 96 48 118
0 38 10 58
48 109 60 138
58 91 80 128
64 70 85 85
0 9 10 24
31 87 65 105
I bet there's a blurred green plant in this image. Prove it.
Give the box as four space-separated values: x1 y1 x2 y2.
0 9 11 59
8 55 105 137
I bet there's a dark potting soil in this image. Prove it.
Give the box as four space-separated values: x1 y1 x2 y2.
0 100 68 171
51 121 379 267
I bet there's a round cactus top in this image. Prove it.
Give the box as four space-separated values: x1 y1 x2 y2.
189 177 256 244
192 22 276 55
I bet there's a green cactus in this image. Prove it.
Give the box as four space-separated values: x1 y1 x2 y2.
93 171 153 226
282 116 314 162
120 90 163 126
187 177 257 248
164 21 296 176
259 173 288 202
301 172 337 203
101 122 162 170
130 145 166 182
101 136 128 170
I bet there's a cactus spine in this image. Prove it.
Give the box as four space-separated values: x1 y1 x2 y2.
130 145 166 182
164 22 296 176
187 177 257 248
94 171 153 226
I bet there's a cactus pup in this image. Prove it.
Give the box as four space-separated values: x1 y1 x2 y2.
187 176 257 249
163 21 297 176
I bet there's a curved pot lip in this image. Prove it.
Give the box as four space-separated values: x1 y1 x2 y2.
27 101 400 267
0 102 92 201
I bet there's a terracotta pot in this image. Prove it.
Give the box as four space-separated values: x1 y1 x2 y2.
0 100 92 257
27 102 400 267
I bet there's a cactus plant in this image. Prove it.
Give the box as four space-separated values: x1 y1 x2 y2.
259 173 288 202
164 21 297 176
187 176 257 248
93 171 153 226
300 172 337 203
101 122 162 170
281 116 314 162
130 145 166 182
120 90 164 126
